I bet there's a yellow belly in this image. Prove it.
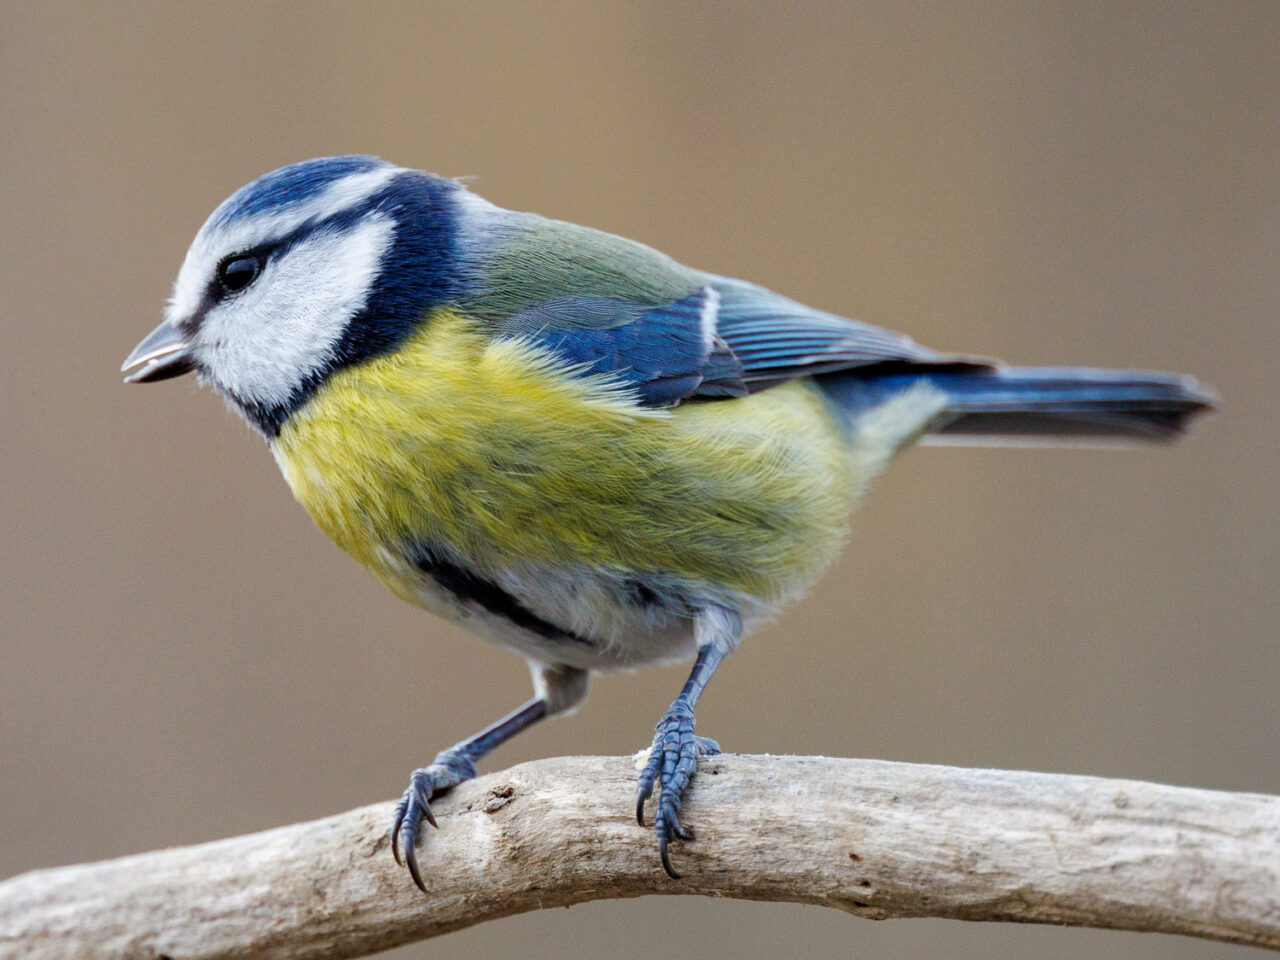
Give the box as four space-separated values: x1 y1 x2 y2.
270 310 894 619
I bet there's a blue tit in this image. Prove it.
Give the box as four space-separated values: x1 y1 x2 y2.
123 155 1214 886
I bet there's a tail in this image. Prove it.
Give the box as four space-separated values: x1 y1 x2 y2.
821 366 1216 445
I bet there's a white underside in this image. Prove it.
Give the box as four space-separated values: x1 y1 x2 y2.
372 545 755 673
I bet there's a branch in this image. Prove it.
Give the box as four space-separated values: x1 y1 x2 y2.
2 755 1278 958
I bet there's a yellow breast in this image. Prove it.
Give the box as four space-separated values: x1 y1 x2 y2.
271 309 870 610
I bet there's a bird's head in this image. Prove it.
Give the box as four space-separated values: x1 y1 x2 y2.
122 156 473 435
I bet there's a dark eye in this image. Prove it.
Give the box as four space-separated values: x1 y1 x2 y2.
218 255 262 293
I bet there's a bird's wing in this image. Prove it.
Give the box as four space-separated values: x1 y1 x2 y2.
501 287 747 406
710 278 984 391
475 216 984 408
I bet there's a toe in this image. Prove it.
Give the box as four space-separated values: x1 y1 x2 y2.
635 738 664 825
410 772 439 829
695 735 722 756
390 767 451 891
636 705 721 878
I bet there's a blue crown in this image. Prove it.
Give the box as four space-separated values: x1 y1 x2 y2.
211 155 390 228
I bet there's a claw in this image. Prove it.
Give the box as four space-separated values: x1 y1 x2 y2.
636 754 658 825
659 834 680 879
396 787 433 893
404 830 428 893
389 757 483 892
390 799 407 866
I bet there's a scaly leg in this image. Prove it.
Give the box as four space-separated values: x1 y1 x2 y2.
391 663 588 891
636 606 740 878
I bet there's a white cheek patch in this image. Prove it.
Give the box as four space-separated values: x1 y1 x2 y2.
198 213 394 409
168 166 401 324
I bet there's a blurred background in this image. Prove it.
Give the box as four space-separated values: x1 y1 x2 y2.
3 2 1277 957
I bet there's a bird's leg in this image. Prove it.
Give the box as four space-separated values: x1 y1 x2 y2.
391 663 588 891
636 605 740 878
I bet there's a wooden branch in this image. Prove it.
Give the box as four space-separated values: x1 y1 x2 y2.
2 755 1278 958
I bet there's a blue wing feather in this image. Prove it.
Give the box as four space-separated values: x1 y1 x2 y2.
711 279 964 387
513 288 747 407
498 277 985 407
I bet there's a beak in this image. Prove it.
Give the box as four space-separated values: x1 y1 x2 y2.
121 320 196 383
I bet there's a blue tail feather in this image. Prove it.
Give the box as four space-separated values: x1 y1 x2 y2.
820 366 1215 443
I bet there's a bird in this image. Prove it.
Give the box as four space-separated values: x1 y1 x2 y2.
122 155 1214 889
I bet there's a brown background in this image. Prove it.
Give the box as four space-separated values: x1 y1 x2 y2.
3 3 1277 958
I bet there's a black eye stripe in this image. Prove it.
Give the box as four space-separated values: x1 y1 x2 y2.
208 206 369 302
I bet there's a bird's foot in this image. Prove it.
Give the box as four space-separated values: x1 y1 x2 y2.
635 699 721 879
390 751 477 891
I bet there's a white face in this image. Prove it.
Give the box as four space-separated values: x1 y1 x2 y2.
168 166 400 411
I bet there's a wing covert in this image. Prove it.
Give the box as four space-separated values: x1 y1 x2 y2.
506 287 747 407
493 277 987 408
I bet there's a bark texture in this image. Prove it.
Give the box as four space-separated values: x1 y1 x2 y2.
2 754 1278 959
